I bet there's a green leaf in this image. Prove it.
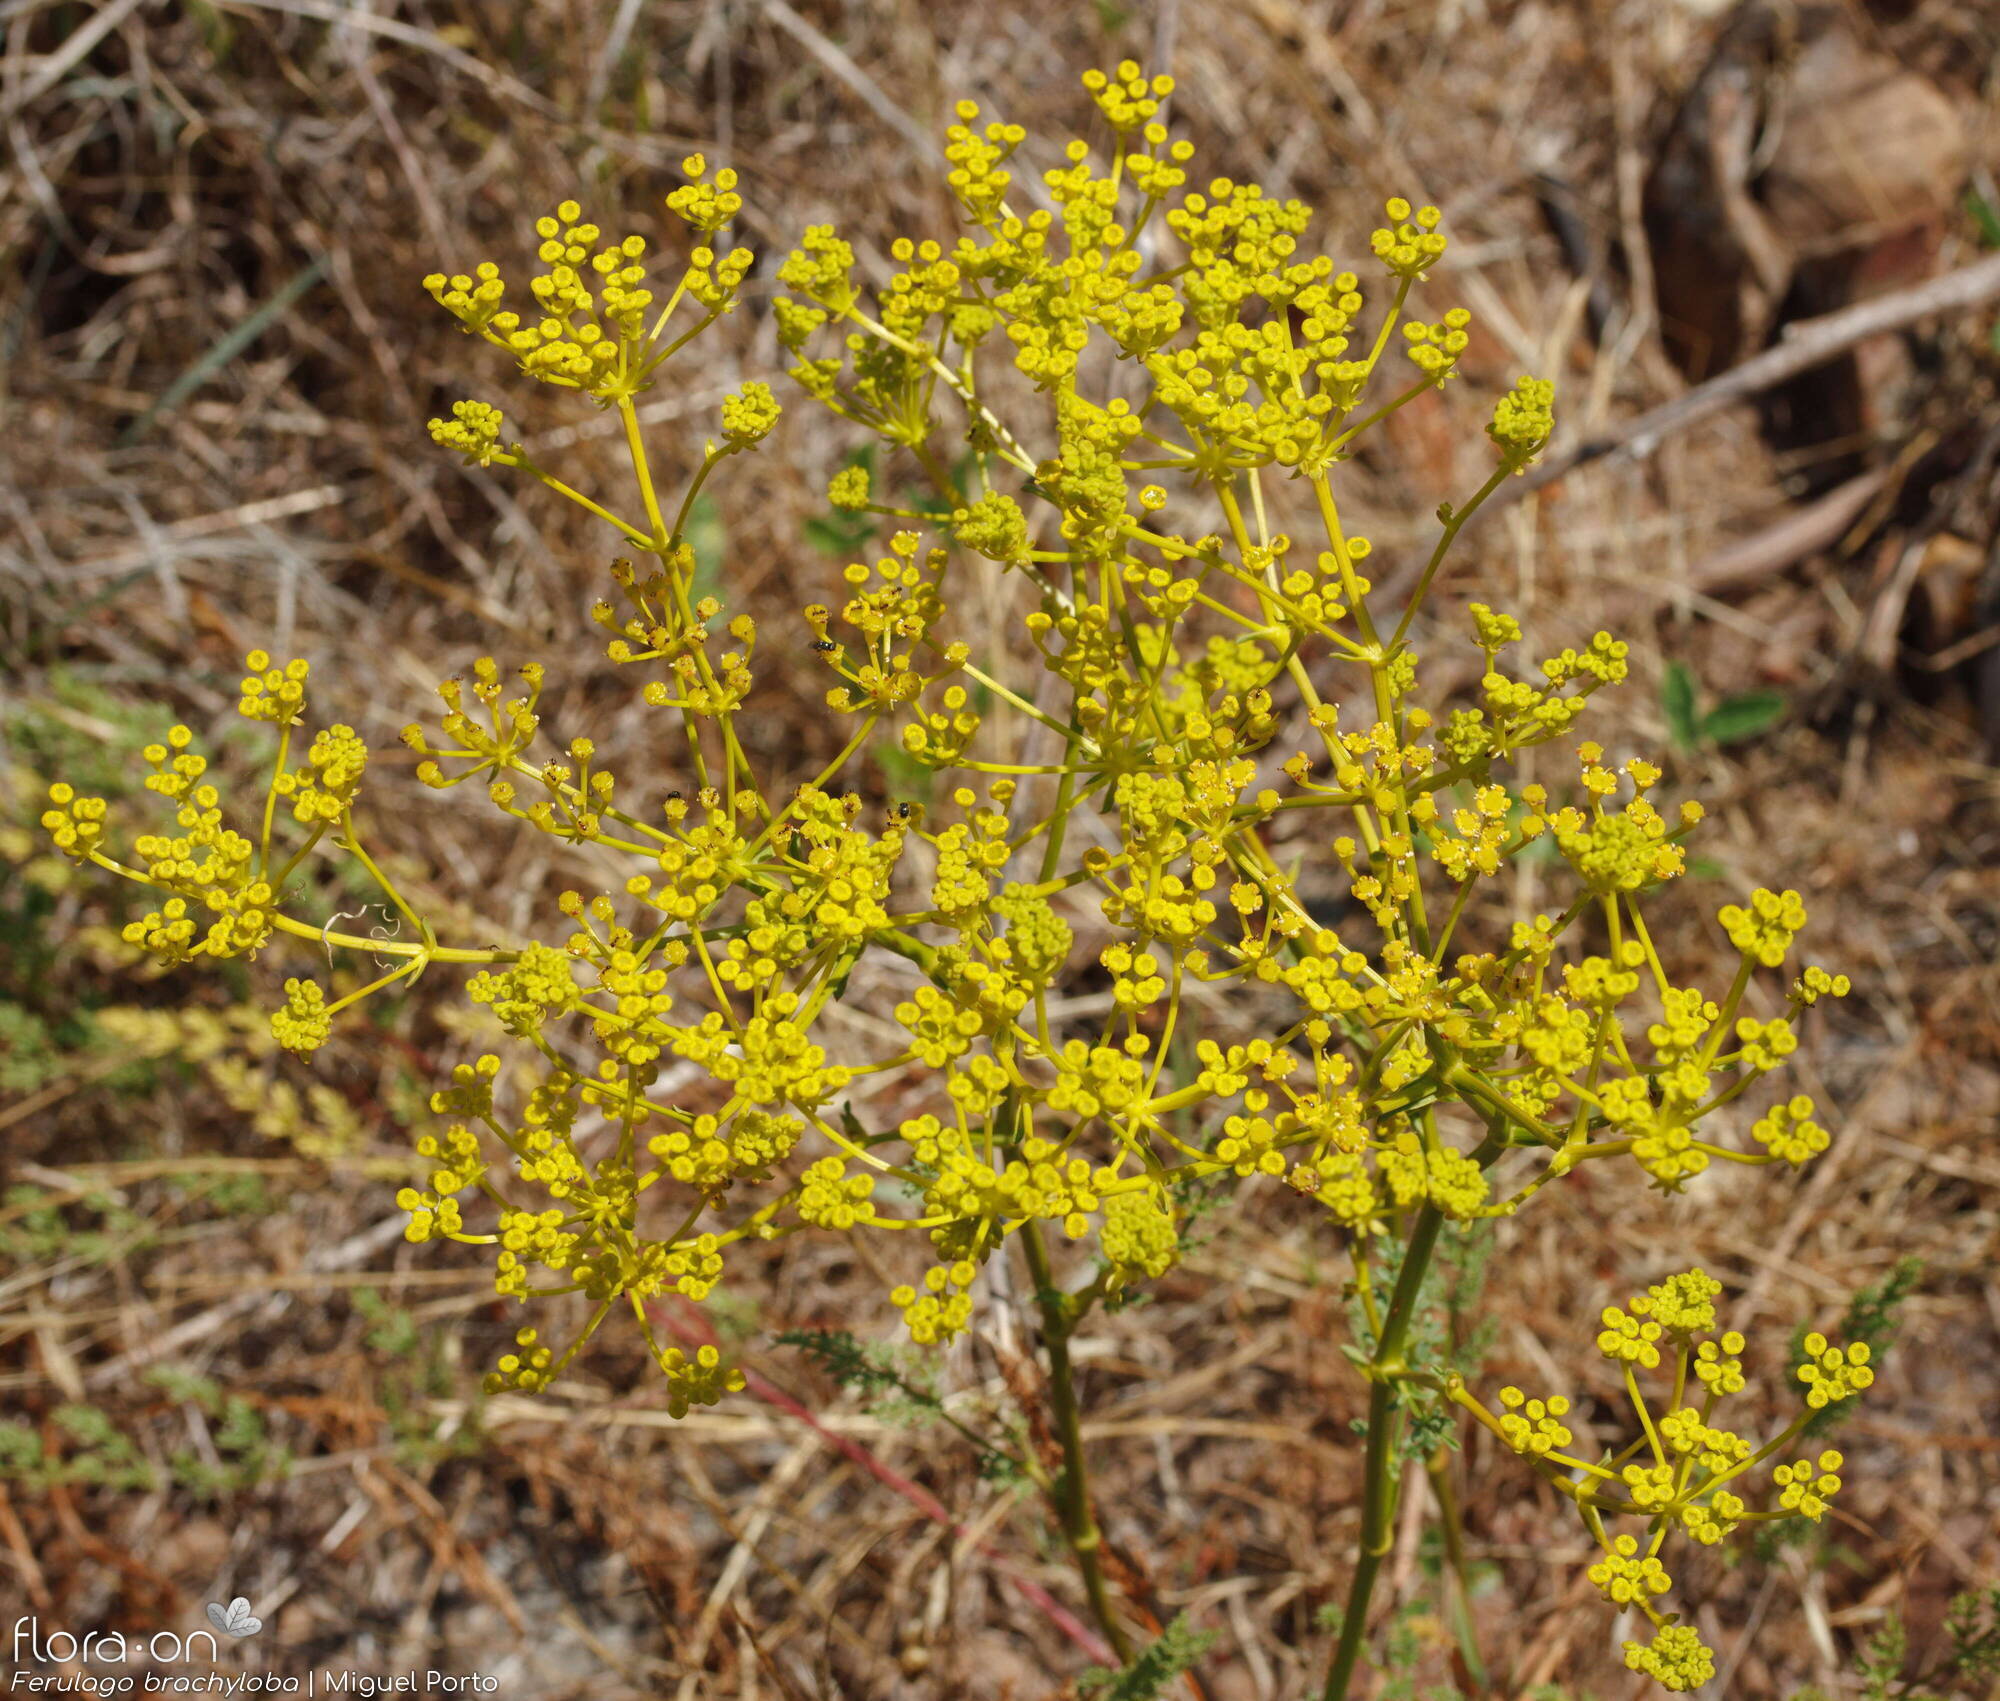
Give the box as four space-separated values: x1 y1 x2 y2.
838 1100 887 1149
1661 661 1700 753
803 513 872 556
1701 689 1787 747
144 1366 222 1412
119 257 327 445
1078 1614 1217 1699
1967 189 2000 250
775 1327 901 1396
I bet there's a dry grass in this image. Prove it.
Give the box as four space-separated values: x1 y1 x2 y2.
3 1 1999 1696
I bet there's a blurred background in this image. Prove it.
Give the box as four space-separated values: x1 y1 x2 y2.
2 0 1997 1695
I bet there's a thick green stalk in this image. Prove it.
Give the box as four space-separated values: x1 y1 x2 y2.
1322 1204 1446 1700
1019 1216 1136 1666
1427 1445 1488 1690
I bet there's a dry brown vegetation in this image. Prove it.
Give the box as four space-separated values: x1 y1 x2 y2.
3 1 1998 1696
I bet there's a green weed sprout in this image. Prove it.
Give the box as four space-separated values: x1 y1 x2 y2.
45 63 1866 1693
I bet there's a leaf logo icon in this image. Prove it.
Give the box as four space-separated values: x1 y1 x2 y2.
205 1598 263 1638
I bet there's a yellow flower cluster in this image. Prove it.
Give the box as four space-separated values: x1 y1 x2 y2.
270 978 331 1055
1623 1625 1715 1693
1457 1271 1877 1692
1772 1448 1845 1520
719 380 782 446
664 155 742 232
1487 375 1557 461
1796 1333 1874 1408
1753 1093 1829 1164
1721 886 1809 966
429 398 506 465
1589 1534 1670 1607
485 1326 556 1395
238 651 309 724
1494 1385 1572 1456
1371 196 1447 279
1377 1130 1490 1218
46 66 1864 1691
658 1343 747 1418
1100 1187 1180 1283
889 1259 978 1345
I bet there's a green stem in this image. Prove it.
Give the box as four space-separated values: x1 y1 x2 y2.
336 809 428 941
1426 1445 1488 1691
266 910 507 964
1322 1204 1446 1701
1388 463 1511 650
258 722 293 881
1038 713 1084 885
1018 1215 1136 1666
498 452 655 547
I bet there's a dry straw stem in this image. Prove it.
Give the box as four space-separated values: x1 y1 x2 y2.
654 1295 1119 1667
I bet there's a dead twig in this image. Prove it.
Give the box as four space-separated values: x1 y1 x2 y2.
1673 464 1894 599
206 0 563 117
0 0 147 119
378 1461 530 1635
1490 249 2000 509
0 1482 53 1613
756 0 933 163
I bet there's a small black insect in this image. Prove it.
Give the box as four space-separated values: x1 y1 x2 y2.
811 639 838 653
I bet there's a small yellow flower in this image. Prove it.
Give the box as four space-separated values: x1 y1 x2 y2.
1796 1334 1873 1409
1487 375 1555 462
1495 1386 1572 1456
428 398 506 465
1622 1624 1715 1692
1588 1534 1670 1607
1773 1448 1845 1520
270 978 331 1055
1720 887 1809 968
